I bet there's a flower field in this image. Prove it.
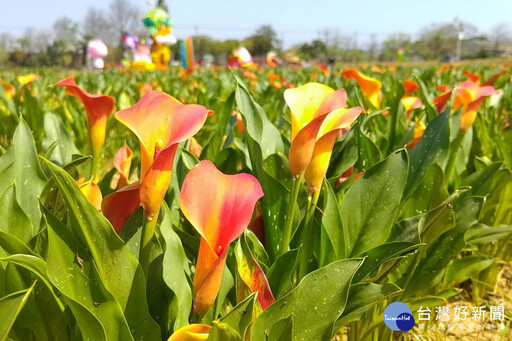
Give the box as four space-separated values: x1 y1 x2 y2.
0 63 511 340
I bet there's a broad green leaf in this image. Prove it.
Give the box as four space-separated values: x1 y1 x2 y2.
42 113 79 166
400 163 449 218
406 197 483 296
266 249 299 299
355 124 381 171
443 256 494 286
203 92 235 160
404 110 449 197
341 150 408 256
44 209 128 341
208 321 241 341
320 180 345 260
465 223 512 247
251 259 363 341
161 204 192 331
0 183 34 244
459 162 501 200
219 294 256 338
0 119 46 232
0 231 33 256
335 283 401 328
267 316 293 341
44 160 160 340
0 254 64 311
0 282 35 341
235 76 288 260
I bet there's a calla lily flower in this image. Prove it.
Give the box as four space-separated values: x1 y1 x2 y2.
17 73 39 87
55 77 115 178
189 137 203 158
102 91 212 232
341 68 382 108
408 120 426 149
464 71 480 83
1 79 15 99
179 160 263 314
113 144 133 188
401 81 422 116
77 179 103 211
168 324 211 341
432 80 499 132
284 82 363 192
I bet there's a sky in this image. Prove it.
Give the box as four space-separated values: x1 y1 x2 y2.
1 0 511 47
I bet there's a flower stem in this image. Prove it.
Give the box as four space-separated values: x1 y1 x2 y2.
139 211 159 276
280 173 303 256
89 149 100 181
445 132 464 188
297 189 321 282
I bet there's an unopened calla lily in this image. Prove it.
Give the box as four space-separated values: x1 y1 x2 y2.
401 80 422 116
341 68 382 108
55 77 115 179
179 160 263 314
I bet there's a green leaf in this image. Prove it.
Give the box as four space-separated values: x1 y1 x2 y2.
319 180 345 261
0 282 35 341
160 204 192 331
0 254 64 311
0 183 35 244
219 294 256 338
460 162 501 200
235 77 288 260
0 119 46 232
267 316 293 341
0 231 33 256
335 283 401 328
443 256 494 286
44 209 127 341
355 124 381 171
42 113 79 166
341 150 408 256
43 160 160 340
266 249 299 299
404 110 450 197
251 259 363 341
406 197 483 296
203 92 235 160
465 223 512 247
208 321 242 341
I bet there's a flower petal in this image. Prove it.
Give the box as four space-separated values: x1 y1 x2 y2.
179 160 263 253
341 69 382 108
284 83 334 140
102 182 141 233
115 91 212 176
304 130 339 192
403 80 419 97
168 324 211 341
79 181 103 211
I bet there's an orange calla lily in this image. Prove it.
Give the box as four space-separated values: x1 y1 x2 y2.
403 80 419 97
341 68 382 108
55 77 115 178
401 96 422 115
189 137 203 158
113 144 133 188
284 83 363 192
179 160 263 314
17 73 39 87
78 180 103 211
433 87 453 113
408 121 426 149
168 324 211 341
1 79 15 99
464 71 481 83
102 91 212 232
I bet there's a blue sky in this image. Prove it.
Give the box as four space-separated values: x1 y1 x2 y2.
1 0 511 47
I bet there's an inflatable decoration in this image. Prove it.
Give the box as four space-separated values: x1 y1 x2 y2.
132 40 155 71
179 36 195 73
142 1 176 71
87 39 108 71
232 46 254 68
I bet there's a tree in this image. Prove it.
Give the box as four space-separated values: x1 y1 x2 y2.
247 25 280 56
490 23 511 51
53 17 79 52
108 0 143 45
83 7 115 44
